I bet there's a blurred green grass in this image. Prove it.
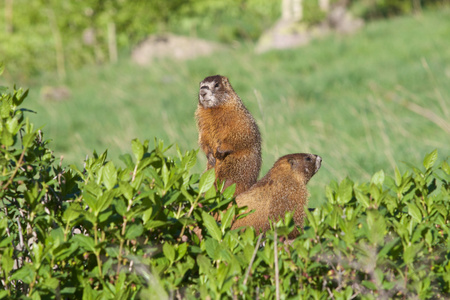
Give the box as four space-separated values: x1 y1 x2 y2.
14 8 450 206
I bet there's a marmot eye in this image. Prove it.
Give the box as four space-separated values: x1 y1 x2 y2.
305 157 312 162
215 83 220 88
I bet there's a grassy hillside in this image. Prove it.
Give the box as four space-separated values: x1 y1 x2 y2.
10 8 450 206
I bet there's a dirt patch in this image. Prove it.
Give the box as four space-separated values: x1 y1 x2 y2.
131 34 225 66
256 5 364 53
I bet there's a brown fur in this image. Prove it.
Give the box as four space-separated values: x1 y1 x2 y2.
231 153 322 239
195 75 262 196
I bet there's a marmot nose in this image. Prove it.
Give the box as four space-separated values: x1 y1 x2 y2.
200 90 207 98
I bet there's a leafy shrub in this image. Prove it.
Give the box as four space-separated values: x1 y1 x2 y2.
350 0 449 19
0 69 449 299
302 0 328 25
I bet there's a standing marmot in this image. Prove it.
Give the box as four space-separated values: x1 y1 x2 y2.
231 153 322 239
195 75 262 196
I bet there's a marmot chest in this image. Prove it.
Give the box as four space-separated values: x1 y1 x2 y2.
201 107 246 141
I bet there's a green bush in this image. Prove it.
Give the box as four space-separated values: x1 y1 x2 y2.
303 0 327 25
0 70 449 299
350 0 449 19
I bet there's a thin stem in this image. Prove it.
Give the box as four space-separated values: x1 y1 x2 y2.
16 219 24 268
131 163 139 183
274 230 280 300
175 203 183 219
179 194 201 238
117 197 132 274
27 273 37 297
243 234 263 287
1 147 26 191
116 218 127 275
94 223 103 278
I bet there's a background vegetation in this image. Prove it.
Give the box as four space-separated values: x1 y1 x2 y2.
1 0 448 80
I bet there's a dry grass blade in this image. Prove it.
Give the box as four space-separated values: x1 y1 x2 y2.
401 100 450 134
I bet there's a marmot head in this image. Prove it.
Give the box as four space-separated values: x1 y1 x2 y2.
198 75 234 108
274 153 322 184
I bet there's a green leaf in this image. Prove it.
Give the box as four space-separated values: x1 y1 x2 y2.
198 168 216 194
355 189 369 208
5 115 19 134
83 181 102 211
114 199 128 216
337 178 353 204
163 243 176 264
442 161 450 175
197 255 212 276
1 248 14 276
204 182 217 199
142 206 154 224
10 264 35 284
102 161 117 190
361 280 377 290
2 130 13 147
125 224 144 240
423 149 438 170
217 263 231 292
22 132 36 148
131 138 144 161
377 237 400 259
305 209 317 232
0 99 10 118
72 235 95 252
403 243 423 265
176 243 188 261
221 205 235 233
222 184 236 199
163 190 181 206
161 162 169 187
32 242 44 266
204 238 219 260
119 153 134 168
119 181 134 200
14 89 28 107
53 243 78 261
425 230 433 246
82 283 99 300
0 290 9 298
394 166 402 186
371 170 385 186
325 185 336 204
60 287 77 295
43 277 59 290
182 150 197 171
202 211 222 241
407 203 422 223
366 210 386 245
96 190 116 216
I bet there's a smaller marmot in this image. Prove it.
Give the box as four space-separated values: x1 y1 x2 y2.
195 75 262 196
231 153 322 239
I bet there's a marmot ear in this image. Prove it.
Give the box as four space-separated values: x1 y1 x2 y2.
288 158 297 168
222 76 230 86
